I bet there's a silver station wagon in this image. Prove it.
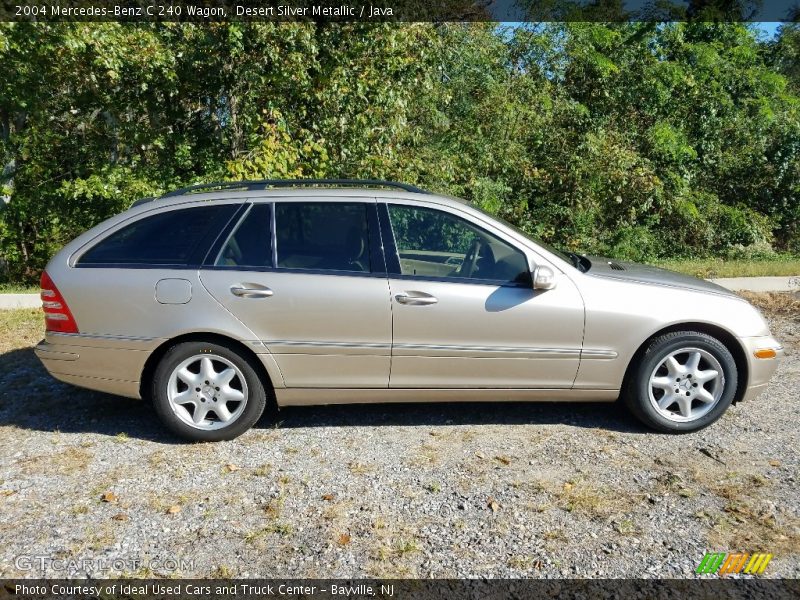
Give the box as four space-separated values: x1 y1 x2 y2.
35 179 784 441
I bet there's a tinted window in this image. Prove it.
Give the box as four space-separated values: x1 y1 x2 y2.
215 204 272 268
388 204 528 283
80 205 235 266
276 202 371 273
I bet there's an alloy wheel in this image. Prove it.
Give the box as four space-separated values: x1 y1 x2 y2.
647 347 725 423
166 354 249 430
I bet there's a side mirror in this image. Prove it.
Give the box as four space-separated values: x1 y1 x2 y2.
532 265 557 290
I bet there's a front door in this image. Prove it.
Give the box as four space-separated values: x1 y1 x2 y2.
200 200 392 388
383 202 585 389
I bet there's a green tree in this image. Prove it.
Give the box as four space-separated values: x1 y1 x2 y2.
1 22 798 281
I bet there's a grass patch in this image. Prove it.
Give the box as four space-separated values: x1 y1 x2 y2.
508 555 542 570
211 565 236 578
376 538 421 560
252 463 272 477
554 479 635 518
85 522 116 551
423 481 441 493
0 283 39 294
703 499 800 555
692 469 800 554
244 522 294 543
271 522 294 536
20 447 93 476
0 308 43 352
147 492 193 513
147 450 169 469
614 519 638 535
543 529 566 541
408 443 440 467
348 462 375 474
738 291 800 318
654 256 800 279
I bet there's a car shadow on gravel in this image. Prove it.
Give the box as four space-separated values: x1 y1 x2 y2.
0 347 179 443
269 400 646 434
0 346 649 442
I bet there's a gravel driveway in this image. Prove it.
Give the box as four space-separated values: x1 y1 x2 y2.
0 295 798 579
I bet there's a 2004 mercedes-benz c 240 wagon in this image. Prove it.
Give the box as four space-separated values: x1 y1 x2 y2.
35 179 784 441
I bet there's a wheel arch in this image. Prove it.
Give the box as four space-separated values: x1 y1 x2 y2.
140 332 278 404
621 322 749 405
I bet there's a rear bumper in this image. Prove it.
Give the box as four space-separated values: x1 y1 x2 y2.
739 335 784 402
34 335 153 399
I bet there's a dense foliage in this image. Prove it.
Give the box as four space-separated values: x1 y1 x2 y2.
1 22 798 281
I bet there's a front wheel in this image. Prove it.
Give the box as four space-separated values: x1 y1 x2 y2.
152 341 267 441
624 331 738 433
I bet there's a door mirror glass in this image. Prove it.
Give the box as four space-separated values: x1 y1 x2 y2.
532 265 557 290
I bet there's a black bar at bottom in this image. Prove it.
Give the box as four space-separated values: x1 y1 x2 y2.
2 579 799 600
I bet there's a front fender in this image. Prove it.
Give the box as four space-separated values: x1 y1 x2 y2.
571 274 769 390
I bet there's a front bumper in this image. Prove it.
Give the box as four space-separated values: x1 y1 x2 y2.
739 335 784 402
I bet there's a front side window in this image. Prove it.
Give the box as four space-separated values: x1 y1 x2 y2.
215 204 272 268
79 205 236 266
275 202 371 273
387 204 528 283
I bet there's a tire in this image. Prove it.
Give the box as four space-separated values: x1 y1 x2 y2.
151 341 268 441
624 331 737 433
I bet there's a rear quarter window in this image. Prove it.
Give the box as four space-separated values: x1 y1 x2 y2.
78 204 237 267
214 203 273 268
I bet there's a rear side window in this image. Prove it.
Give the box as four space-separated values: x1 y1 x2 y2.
275 202 371 273
215 204 272 268
79 205 235 266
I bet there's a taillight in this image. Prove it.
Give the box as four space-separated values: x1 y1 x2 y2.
40 271 79 334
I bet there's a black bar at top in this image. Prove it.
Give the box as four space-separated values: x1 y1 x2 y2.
3 0 800 22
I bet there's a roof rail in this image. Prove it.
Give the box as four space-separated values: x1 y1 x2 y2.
160 179 430 199
130 196 158 208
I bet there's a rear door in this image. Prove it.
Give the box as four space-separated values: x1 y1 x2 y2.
199 199 392 388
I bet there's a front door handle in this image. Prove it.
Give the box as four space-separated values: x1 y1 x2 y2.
230 284 274 298
395 291 438 306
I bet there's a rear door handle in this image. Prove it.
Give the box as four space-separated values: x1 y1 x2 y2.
395 291 438 306
230 284 274 298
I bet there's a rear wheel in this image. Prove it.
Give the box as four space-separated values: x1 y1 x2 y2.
152 341 267 441
624 331 737 433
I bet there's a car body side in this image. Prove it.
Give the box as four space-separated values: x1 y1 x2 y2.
34 189 783 406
